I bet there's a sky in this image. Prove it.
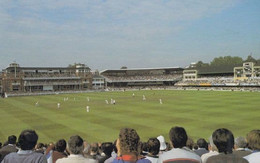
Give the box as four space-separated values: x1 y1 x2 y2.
0 0 260 71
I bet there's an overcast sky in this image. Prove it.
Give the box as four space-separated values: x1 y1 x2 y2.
0 0 259 71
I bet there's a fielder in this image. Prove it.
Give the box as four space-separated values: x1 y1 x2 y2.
159 99 163 104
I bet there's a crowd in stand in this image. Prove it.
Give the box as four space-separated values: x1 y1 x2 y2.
0 127 259 163
177 76 260 87
104 74 182 82
24 73 78 78
24 80 81 86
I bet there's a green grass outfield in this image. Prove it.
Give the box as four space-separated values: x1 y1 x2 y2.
0 90 259 143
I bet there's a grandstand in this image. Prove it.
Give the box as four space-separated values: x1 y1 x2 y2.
178 62 260 89
1 61 260 96
100 67 184 88
1 63 93 96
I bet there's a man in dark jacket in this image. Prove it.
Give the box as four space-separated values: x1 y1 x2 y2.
0 135 18 161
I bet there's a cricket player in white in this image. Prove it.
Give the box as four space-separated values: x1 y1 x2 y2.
143 95 146 101
57 103 60 109
159 99 163 104
105 100 109 104
86 106 90 112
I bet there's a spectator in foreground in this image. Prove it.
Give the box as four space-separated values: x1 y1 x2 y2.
233 136 252 158
244 130 260 163
2 129 47 163
98 142 114 163
194 138 209 156
206 128 248 163
145 138 160 163
45 139 67 163
56 135 97 163
0 135 18 161
201 135 218 163
112 128 151 163
185 137 195 151
158 126 202 163
35 143 46 154
157 135 167 154
89 142 102 161
104 140 118 163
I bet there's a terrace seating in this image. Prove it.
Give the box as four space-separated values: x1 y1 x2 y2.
103 74 183 82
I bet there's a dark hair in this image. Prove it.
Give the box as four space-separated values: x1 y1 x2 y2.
197 138 208 150
147 138 160 155
113 139 118 153
8 135 17 144
119 128 140 155
55 139 67 152
101 142 114 156
90 143 99 153
247 130 260 150
36 143 45 149
140 142 148 155
18 130 38 150
169 126 188 148
212 128 234 154
68 135 84 154
186 137 194 150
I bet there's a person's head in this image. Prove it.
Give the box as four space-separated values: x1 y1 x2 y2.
246 129 260 151
55 139 67 153
18 129 38 150
68 135 84 154
101 142 114 156
8 135 17 144
186 137 194 150
117 128 140 155
90 143 99 154
141 142 148 154
169 126 188 148
157 135 167 151
147 138 160 155
208 135 218 152
113 139 118 154
36 143 45 149
234 137 247 149
212 128 234 154
197 138 208 150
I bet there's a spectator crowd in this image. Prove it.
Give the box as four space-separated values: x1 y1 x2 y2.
0 127 259 163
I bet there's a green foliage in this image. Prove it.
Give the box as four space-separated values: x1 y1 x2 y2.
210 56 243 67
245 55 257 63
196 61 209 68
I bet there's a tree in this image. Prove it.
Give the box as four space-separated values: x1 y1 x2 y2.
244 55 257 63
210 56 243 66
196 61 209 67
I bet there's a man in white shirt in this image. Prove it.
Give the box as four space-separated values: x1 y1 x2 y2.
158 126 202 163
244 130 260 163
